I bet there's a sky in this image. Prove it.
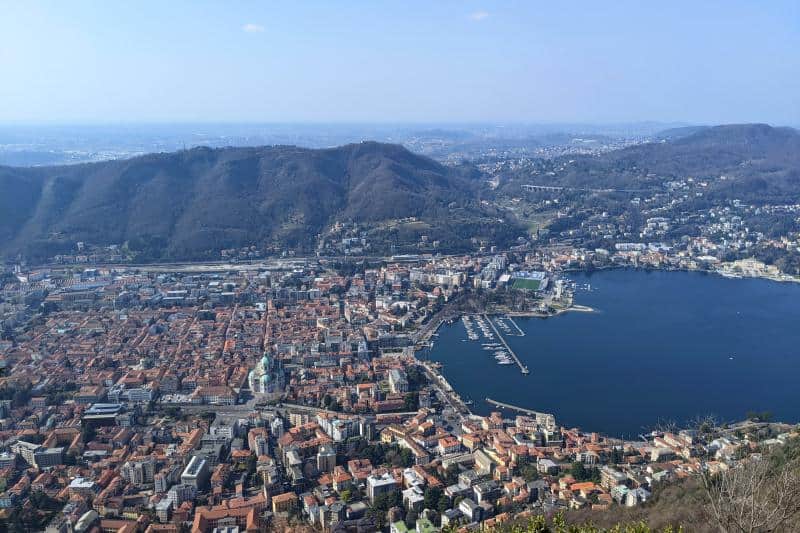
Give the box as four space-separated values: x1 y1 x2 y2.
1 1 798 125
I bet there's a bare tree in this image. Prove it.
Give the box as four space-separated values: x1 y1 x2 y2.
701 454 800 533
689 414 719 438
651 418 679 435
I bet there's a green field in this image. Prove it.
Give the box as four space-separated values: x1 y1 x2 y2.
511 278 541 290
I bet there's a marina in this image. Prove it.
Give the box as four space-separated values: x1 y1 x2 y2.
497 316 526 336
425 270 800 437
484 313 530 374
461 314 525 368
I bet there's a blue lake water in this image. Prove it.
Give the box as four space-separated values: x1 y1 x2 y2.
423 269 800 438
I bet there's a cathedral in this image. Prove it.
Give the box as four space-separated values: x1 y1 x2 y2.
249 353 282 396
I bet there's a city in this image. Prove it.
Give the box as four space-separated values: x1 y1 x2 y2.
0 251 796 532
2 1 800 532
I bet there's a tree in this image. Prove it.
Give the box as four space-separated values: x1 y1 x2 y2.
611 447 624 465
406 365 424 388
246 453 257 475
81 424 97 443
745 410 773 423
437 494 450 513
444 464 460 485
404 392 419 411
569 462 600 483
701 454 800 533
520 464 540 482
405 508 418 528
424 486 442 510
367 491 401 530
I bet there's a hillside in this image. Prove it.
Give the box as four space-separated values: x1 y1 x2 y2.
510 124 800 199
0 142 511 262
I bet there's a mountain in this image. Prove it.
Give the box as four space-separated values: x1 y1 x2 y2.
0 142 511 262
516 124 800 197
654 125 710 140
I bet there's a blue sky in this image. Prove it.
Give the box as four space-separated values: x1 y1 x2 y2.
1 1 798 124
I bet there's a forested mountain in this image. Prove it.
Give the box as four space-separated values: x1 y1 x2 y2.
512 124 800 200
0 142 505 261
3 124 799 263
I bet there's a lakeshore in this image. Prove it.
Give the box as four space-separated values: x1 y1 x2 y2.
420 269 800 438
564 261 800 285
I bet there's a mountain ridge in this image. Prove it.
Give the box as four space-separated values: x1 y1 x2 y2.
0 142 500 261
3 124 799 262
510 123 800 196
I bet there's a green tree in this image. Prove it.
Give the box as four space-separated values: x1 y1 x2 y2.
246 453 257 474
746 410 773 422
404 392 419 411
611 447 624 465
405 508 418 528
520 464 540 482
444 463 460 485
437 494 450 513
569 461 600 483
424 486 443 510
367 491 401 530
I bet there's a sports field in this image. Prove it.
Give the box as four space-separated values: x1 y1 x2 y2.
511 278 541 290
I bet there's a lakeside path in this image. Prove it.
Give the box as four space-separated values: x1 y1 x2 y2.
506 303 595 318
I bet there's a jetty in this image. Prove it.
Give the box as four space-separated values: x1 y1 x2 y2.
485 398 556 430
484 314 529 375
505 316 526 336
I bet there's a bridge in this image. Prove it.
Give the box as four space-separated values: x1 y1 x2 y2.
522 184 653 194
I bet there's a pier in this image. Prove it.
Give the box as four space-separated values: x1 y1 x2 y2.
485 398 556 430
484 314 530 374
503 316 526 336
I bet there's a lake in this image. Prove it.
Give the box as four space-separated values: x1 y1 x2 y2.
422 269 800 438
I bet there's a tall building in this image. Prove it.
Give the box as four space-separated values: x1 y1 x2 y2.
367 473 398 503
253 434 269 457
388 369 409 394
316 444 336 473
121 458 155 487
181 456 210 490
167 484 197 506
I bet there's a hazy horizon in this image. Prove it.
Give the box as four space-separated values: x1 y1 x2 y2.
2 1 798 125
